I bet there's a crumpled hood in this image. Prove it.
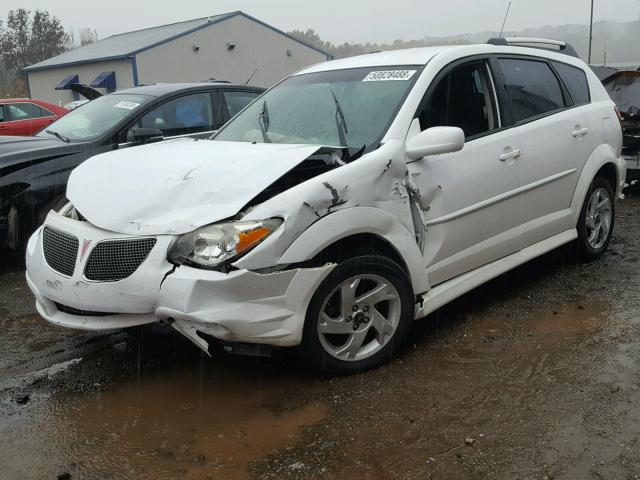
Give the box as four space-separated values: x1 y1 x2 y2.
67 138 321 235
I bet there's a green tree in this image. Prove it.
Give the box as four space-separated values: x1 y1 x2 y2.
0 9 69 95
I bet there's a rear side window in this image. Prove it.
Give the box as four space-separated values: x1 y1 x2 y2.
0 105 4 122
498 58 566 123
551 61 590 105
39 106 55 117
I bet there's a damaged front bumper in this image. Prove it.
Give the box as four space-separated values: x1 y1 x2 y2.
25 213 334 352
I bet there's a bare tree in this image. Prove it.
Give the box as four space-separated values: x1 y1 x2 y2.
79 27 99 46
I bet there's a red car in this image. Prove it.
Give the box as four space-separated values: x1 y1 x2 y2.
0 99 68 136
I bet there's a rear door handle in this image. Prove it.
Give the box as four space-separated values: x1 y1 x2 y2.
499 149 521 162
572 127 589 137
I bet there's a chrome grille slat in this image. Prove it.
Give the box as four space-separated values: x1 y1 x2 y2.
42 227 79 276
84 238 157 282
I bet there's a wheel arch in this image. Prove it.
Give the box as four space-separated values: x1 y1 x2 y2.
571 143 624 226
278 206 429 294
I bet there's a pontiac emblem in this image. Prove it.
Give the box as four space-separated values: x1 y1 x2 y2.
80 239 92 261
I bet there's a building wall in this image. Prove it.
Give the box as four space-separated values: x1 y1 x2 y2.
27 59 134 105
135 15 329 88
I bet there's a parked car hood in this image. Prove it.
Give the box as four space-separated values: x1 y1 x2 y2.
67 138 322 236
0 136 91 177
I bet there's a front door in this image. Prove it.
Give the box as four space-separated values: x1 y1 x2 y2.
407 58 523 286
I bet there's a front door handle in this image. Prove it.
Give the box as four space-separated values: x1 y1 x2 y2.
499 149 522 162
572 127 589 138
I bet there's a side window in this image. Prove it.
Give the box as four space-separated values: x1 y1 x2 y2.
417 61 499 139
498 58 566 123
551 61 590 106
0 105 4 123
39 106 55 117
8 103 43 120
128 93 215 140
223 91 260 118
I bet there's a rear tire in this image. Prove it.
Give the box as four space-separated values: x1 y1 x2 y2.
302 255 414 375
577 176 615 261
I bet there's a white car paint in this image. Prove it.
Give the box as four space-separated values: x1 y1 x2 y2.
67 140 322 235
26 42 625 357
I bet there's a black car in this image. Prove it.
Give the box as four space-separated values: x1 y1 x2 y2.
0 82 264 255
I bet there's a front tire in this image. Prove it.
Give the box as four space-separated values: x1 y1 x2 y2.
302 255 414 375
577 176 615 261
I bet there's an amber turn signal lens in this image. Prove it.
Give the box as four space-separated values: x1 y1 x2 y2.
236 227 271 254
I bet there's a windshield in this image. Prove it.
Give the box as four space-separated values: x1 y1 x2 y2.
36 94 152 142
214 66 422 151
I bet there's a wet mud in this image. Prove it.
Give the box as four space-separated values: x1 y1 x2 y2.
1 189 640 479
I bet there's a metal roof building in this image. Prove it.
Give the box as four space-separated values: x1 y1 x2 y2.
24 11 332 104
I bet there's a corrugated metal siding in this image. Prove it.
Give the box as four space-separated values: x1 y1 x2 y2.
24 13 235 71
28 60 134 104
135 15 328 88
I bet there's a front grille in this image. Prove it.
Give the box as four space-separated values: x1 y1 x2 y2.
84 238 157 282
42 227 79 276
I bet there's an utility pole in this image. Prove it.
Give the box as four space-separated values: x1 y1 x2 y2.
588 0 594 64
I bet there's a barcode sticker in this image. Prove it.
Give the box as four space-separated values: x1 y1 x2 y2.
114 101 140 110
363 70 417 82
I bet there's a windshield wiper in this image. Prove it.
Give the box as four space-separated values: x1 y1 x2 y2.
45 129 70 143
331 90 349 148
258 100 272 143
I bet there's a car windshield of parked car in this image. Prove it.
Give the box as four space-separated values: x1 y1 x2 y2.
36 94 152 141
214 66 421 151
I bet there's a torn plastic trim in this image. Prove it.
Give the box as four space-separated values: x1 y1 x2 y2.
156 263 337 354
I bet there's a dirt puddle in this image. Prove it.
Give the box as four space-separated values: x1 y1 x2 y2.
2 363 327 480
313 296 614 480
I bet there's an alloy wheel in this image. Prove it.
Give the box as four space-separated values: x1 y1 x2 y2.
585 187 612 251
317 274 401 362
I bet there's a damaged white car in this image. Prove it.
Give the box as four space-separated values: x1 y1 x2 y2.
26 38 625 374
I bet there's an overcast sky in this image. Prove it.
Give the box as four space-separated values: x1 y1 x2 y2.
2 0 640 44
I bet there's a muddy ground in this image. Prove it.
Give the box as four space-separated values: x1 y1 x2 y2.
1 189 640 480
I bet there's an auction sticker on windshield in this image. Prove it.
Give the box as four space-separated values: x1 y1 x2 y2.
363 70 417 82
113 101 141 110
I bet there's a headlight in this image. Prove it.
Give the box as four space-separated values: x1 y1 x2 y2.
168 219 282 269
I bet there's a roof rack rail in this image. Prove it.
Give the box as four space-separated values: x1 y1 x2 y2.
487 37 580 59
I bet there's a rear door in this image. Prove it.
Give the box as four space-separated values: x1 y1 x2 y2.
497 57 593 244
407 57 524 285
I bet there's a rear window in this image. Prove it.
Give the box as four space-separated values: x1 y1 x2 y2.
498 58 566 124
551 61 591 105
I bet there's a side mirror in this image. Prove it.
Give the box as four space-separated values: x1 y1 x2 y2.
131 127 164 144
406 126 465 161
